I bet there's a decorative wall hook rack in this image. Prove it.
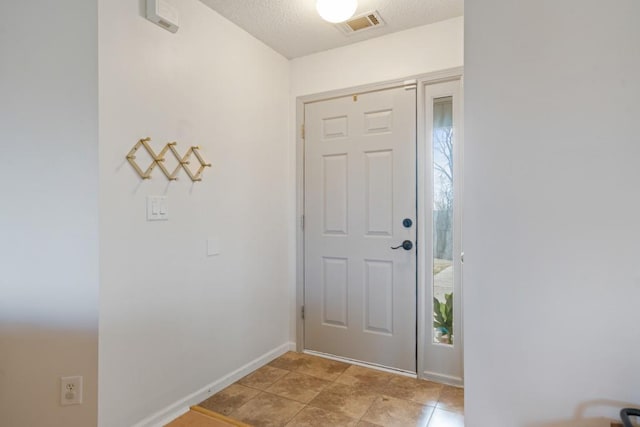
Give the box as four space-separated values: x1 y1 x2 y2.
126 137 156 179
126 137 211 182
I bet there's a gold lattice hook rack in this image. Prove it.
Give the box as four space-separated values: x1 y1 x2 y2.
126 137 212 182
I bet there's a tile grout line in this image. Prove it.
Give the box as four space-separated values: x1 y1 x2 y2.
424 403 437 427
283 398 308 426
287 359 359 425
235 363 332 425
298 364 361 423
359 376 397 424
229 366 296 422
269 365 312 425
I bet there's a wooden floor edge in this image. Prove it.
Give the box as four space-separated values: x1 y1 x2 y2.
190 405 252 427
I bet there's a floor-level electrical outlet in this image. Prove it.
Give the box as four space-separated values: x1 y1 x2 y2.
60 376 83 405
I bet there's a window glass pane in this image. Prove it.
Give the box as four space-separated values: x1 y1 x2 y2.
433 96 454 345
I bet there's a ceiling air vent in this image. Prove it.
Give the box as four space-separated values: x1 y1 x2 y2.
337 11 385 35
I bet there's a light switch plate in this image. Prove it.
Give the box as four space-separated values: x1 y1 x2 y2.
147 196 169 221
207 238 220 256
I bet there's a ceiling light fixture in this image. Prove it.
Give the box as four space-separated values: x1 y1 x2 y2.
316 0 358 23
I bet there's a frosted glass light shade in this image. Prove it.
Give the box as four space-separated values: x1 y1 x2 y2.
316 0 358 23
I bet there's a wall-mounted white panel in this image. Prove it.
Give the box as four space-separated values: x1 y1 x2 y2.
322 115 348 140
323 154 348 235
365 150 393 236
364 109 393 135
364 260 393 335
322 257 348 327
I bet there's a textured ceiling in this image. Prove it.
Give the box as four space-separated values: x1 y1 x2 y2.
199 0 463 59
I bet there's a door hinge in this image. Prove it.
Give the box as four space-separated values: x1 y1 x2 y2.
301 305 305 320
301 123 305 139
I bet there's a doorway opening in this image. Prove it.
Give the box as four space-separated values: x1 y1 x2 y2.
296 69 464 384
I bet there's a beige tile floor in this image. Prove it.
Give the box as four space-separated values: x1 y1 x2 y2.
197 352 464 427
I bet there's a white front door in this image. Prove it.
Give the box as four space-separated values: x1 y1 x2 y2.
304 84 417 372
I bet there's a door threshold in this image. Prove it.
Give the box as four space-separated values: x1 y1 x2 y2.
303 349 417 378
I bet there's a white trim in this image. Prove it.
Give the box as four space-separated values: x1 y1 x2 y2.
295 67 464 382
416 78 427 379
303 350 416 378
132 342 294 427
418 77 464 383
422 370 464 387
296 98 305 353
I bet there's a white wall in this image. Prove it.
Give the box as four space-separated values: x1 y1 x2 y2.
0 1 99 426
464 1 640 426
291 17 464 97
288 16 464 344
98 1 290 426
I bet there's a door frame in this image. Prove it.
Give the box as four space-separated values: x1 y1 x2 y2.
418 75 465 386
295 67 464 381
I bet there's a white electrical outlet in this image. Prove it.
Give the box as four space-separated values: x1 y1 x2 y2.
60 376 83 406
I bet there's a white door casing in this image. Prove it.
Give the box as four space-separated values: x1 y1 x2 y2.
303 85 417 372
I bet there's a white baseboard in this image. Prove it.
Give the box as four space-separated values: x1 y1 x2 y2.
133 341 295 427
422 370 464 387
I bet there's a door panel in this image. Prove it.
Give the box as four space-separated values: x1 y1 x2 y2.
365 150 394 236
322 154 348 235
363 259 394 335
304 86 417 372
321 257 348 327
